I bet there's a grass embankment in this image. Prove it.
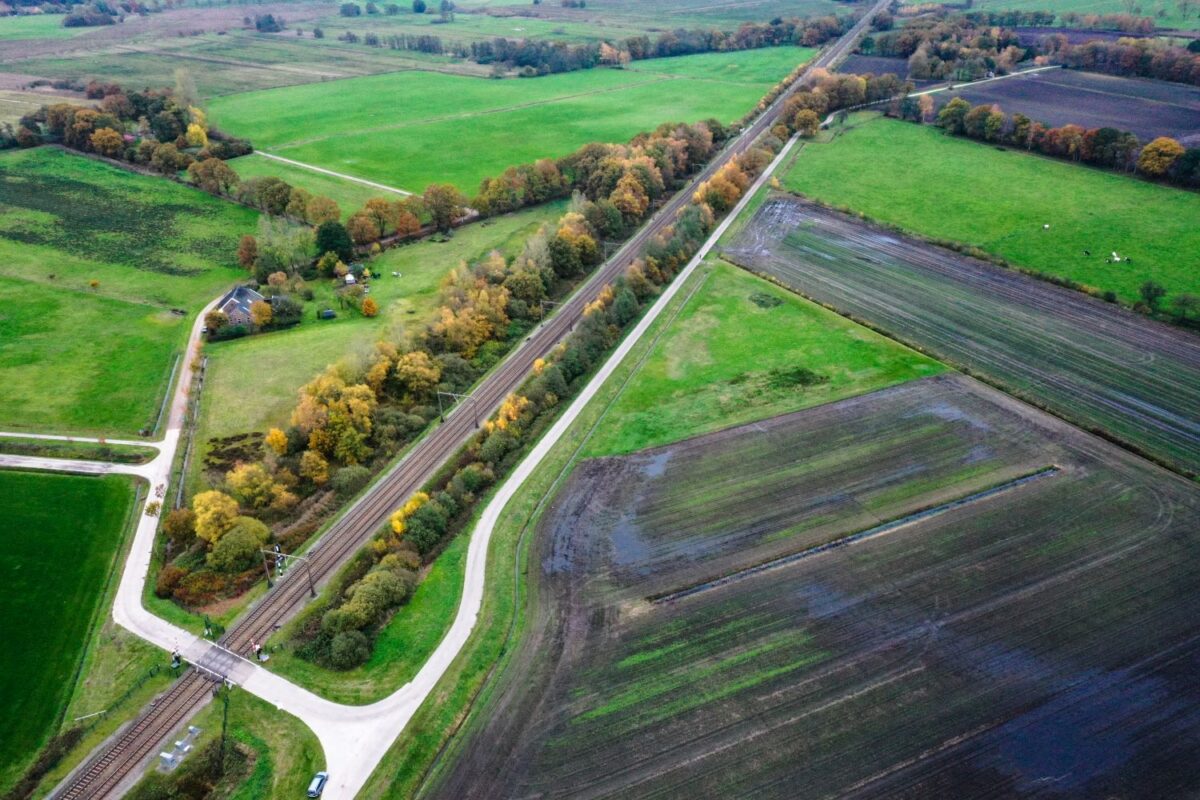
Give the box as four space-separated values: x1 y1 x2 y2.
783 114 1200 305
0 436 157 464
0 471 138 791
0 148 257 436
265 534 467 704
209 48 813 193
125 689 323 800
359 262 946 797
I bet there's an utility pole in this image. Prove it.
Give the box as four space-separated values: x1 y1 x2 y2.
263 549 317 598
437 391 478 427
212 682 230 780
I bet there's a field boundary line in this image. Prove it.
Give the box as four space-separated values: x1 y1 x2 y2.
250 152 413 196
651 466 1061 604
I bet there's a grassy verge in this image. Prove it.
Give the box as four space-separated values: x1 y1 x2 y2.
782 113 1200 305
0 437 157 464
123 689 323 800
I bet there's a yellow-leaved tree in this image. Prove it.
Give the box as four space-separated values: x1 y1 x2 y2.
265 427 288 456
192 490 239 544
390 492 430 537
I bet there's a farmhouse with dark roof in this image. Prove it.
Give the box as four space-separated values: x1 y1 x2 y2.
216 285 264 326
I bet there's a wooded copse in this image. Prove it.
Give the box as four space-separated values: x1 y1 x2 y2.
866 14 1200 85
6 86 252 166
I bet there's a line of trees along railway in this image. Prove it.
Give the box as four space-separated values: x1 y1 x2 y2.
153 119 742 646
149 55 862 636
268 72 894 669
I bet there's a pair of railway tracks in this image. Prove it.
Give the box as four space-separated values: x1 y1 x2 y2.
50 4 886 797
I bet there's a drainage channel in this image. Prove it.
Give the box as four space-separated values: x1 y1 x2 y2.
651 466 1061 604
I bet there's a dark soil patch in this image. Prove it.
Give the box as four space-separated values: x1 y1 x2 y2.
431 375 1200 799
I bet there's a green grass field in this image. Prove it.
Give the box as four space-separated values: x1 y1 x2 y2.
191 202 565 490
904 0 1198 29
0 14 83 40
584 260 945 456
0 29 484 98
0 471 137 789
0 148 257 434
783 115 1200 305
209 48 813 192
228 155 391 218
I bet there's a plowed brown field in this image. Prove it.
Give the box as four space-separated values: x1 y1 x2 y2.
429 375 1200 799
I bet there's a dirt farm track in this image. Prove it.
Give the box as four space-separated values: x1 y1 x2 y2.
724 196 1200 478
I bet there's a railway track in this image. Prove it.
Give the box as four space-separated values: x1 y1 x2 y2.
50 4 885 797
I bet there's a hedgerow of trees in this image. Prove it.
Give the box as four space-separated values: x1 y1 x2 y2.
329 14 853 76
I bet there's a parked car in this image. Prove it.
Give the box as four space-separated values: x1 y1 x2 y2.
307 771 329 797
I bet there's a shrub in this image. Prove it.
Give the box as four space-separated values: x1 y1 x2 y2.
329 630 371 669
155 565 188 598
163 508 196 548
331 465 371 498
173 570 230 607
207 527 260 573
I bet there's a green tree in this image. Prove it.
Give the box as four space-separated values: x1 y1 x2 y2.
1172 293 1200 321
423 183 467 232
187 157 240 195
936 97 971 136
1139 280 1166 311
329 630 371 669
316 221 354 261
206 516 270 572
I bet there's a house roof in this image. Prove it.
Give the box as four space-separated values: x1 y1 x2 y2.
217 285 264 319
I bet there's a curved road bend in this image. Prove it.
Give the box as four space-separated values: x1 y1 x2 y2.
51 4 887 798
